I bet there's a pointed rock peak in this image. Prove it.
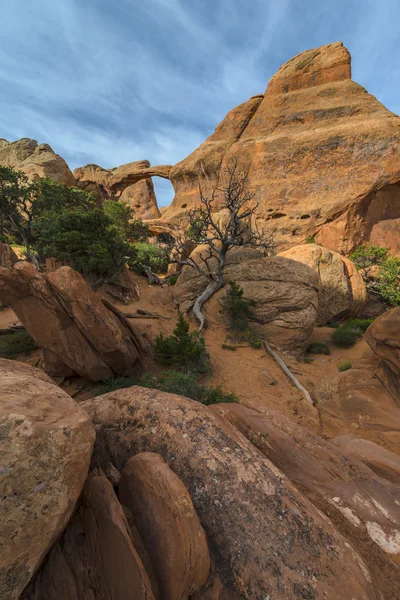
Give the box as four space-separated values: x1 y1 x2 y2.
266 41 351 94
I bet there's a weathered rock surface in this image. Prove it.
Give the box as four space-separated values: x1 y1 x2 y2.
212 402 400 596
279 243 366 324
0 358 94 600
0 138 75 185
82 387 378 599
172 247 319 354
23 472 155 600
0 242 18 269
314 353 400 453
0 262 141 380
120 179 161 219
332 436 400 484
365 307 400 377
163 42 400 256
120 453 210 599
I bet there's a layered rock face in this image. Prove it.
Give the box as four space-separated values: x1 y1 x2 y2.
0 138 75 185
82 386 381 599
172 247 319 355
365 307 400 377
0 262 141 380
0 359 94 600
73 160 167 219
279 243 366 324
164 42 400 255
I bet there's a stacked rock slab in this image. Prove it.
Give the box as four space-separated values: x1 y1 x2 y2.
164 42 400 255
82 386 379 599
0 138 75 186
0 359 94 600
0 262 141 380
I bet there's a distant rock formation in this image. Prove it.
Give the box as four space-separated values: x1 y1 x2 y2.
0 138 75 185
163 42 400 255
73 160 170 219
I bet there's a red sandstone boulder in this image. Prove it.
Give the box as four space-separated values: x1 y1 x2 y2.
0 138 75 185
332 436 400 484
365 307 400 377
120 453 210 599
0 243 18 269
0 358 94 600
0 262 141 380
279 243 366 324
82 386 378 599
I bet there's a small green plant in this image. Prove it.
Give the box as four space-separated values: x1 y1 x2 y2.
140 370 238 405
222 343 237 351
0 302 7 311
155 313 211 374
129 242 169 275
337 360 352 372
350 244 389 271
331 324 362 348
377 257 400 306
91 375 139 396
221 281 261 349
303 357 314 364
345 318 375 332
0 329 38 358
307 342 331 355
167 273 179 286
305 234 316 244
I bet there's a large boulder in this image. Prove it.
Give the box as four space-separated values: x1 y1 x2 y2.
0 358 94 600
0 242 18 269
365 307 400 377
332 436 400 484
120 180 161 219
212 402 400 596
0 262 141 380
120 453 210 599
23 471 156 600
0 138 75 185
163 43 400 256
172 247 319 355
279 243 366 324
82 387 378 599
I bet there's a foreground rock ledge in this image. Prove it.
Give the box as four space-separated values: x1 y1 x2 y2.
0 359 95 600
82 387 377 599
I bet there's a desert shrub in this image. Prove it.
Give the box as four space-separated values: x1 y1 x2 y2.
337 360 352 372
167 273 179 286
305 234 316 244
91 375 139 396
307 342 331 355
221 281 261 349
345 317 375 332
0 302 7 311
222 343 237 351
349 244 389 271
331 324 362 348
376 257 400 306
0 329 38 358
128 242 168 275
140 370 237 405
155 313 211 374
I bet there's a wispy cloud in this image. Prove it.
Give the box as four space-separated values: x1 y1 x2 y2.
1 0 399 205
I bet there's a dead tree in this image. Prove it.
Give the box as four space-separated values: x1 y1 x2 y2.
169 160 275 331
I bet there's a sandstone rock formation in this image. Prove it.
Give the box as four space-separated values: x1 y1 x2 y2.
120 453 210 600
0 262 141 380
0 138 75 185
163 42 400 256
172 247 319 355
365 307 400 377
23 471 156 600
0 242 18 269
0 358 94 600
73 160 163 219
212 402 400 597
332 436 400 484
82 386 379 599
279 243 366 324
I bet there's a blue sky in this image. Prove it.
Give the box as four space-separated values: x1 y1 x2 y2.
1 0 399 206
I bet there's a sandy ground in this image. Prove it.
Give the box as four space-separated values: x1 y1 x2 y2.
1 276 370 434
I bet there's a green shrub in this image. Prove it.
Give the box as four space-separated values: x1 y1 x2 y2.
349 244 389 270
331 324 362 348
305 234 316 244
140 370 237 405
307 342 331 355
155 313 211 374
337 360 352 372
345 318 375 332
129 243 168 275
221 281 261 349
377 257 400 306
0 329 38 358
222 343 237 351
91 375 139 396
167 273 179 286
